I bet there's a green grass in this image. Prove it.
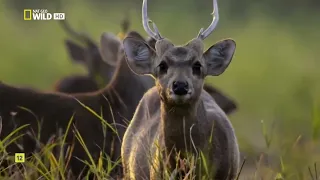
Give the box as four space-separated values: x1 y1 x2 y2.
0 108 119 179
0 0 320 179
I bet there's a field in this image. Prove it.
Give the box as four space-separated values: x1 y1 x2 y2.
0 0 320 179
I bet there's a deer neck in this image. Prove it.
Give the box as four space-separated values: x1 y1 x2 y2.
160 101 203 154
102 56 151 110
159 99 209 173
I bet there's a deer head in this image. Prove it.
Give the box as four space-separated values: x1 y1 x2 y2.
59 19 120 85
123 0 236 106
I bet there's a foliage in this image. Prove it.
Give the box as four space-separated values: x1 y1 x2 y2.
0 1 319 179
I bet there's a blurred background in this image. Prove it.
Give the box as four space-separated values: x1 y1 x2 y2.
1 0 320 177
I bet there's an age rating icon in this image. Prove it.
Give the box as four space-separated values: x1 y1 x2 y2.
15 153 25 163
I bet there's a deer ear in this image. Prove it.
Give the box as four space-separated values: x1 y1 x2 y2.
64 39 85 63
146 37 156 50
203 39 236 76
123 37 155 75
99 32 122 66
126 31 145 42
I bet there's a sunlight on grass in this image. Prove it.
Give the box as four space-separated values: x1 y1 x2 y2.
0 0 319 179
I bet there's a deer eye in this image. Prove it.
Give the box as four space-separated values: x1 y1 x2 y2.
158 61 168 74
192 62 202 75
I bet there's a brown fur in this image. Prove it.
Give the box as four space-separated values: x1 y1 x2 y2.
122 36 240 179
0 31 153 178
53 75 99 93
202 83 237 114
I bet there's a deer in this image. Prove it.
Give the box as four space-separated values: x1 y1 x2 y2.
0 16 237 180
0 31 156 178
53 17 128 93
121 0 240 179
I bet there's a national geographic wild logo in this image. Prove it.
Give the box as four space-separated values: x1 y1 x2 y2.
23 9 65 21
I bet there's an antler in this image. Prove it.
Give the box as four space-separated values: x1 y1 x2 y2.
118 14 130 40
56 0 95 47
142 0 162 40
197 0 219 40
121 11 131 34
59 20 90 44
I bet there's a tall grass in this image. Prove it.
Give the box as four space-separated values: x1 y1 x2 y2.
0 105 119 179
0 0 319 179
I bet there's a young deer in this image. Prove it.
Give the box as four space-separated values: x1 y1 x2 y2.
121 0 240 179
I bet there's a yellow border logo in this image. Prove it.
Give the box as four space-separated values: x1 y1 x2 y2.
24 9 32 20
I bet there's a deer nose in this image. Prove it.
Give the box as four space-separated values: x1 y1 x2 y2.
172 81 189 95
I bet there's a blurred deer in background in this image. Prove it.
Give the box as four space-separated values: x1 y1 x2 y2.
0 31 150 179
53 16 130 93
121 0 240 179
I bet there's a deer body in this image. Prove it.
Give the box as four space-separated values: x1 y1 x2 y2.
122 0 240 179
0 32 154 178
53 75 99 93
122 87 239 179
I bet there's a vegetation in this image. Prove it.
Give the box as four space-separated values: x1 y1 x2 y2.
0 0 319 179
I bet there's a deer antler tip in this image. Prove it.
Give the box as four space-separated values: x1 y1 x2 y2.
197 0 220 40
141 0 162 40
